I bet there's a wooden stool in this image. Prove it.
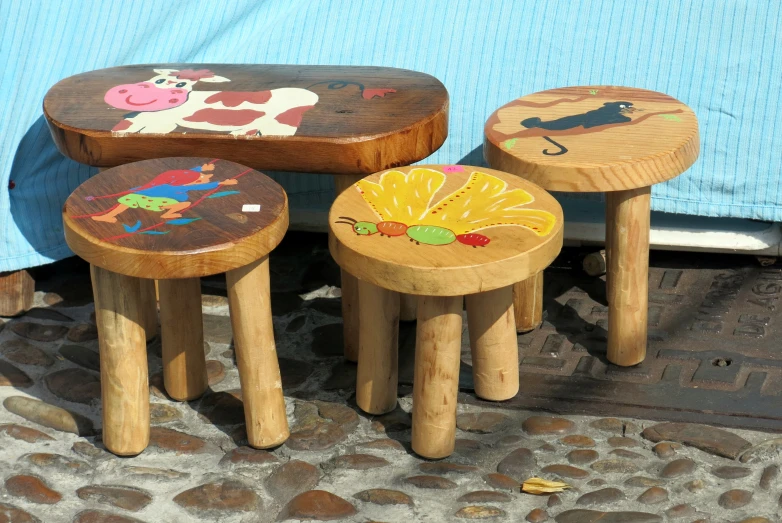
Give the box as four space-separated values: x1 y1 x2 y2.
62 157 289 456
329 165 563 458
485 86 699 366
44 64 448 363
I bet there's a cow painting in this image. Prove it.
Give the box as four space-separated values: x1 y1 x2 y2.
104 68 319 136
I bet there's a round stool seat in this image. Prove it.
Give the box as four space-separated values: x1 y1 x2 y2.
328 165 563 296
484 86 699 192
63 157 288 279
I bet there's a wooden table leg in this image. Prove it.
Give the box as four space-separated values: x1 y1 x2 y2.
399 293 418 321
0 270 34 317
226 256 289 448
158 278 207 401
333 174 365 362
356 280 400 415
412 295 463 459
606 186 651 366
512 272 543 332
605 192 616 303
90 264 149 456
139 279 158 342
466 285 519 401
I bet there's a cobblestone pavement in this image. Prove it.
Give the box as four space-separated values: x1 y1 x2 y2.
1 239 781 522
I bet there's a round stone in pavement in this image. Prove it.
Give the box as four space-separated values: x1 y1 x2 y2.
67 323 99 342
711 465 751 479
455 506 506 519
665 504 696 518
3 396 95 436
541 464 589 479
590 459 639 474
265 460 320 503
589 418 625 434
456 412 510 433
496 448 536 481
652 442 678 459
458 491 513 503
556 509 662 522
522 416 576 435
760 464 779 490
220 446 278 466
5 475 62 504
354 489 413 506
44 368 100 404
173 481 260 513
561 435 595 447
76 485 152 512
73 510 145 523
58 345 100 371
607 437 641 448
567 449 599 465
0 424 54 443
0 502 38 523
333 454 390 470
660 458 696 478
637 487 667 505
419 462 479 475
278 490 357 521
1 339 55 367
483 473 519 491
25 453 90 474
526 508 549 522
149 403 182 424
0 361 33 388
718 489 752 509
10 322 68 342
404 475 457 489
206 359 225 385
576 488 625 506
148 427 206 453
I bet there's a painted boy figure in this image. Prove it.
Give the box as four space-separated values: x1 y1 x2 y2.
88 163 237 223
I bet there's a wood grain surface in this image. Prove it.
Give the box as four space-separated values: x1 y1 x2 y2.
45 64 448 173
329 165 563 296
484 86 699 192
64 157 288 279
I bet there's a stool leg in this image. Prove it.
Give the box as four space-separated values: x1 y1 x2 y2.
605 192 616 303
90 264 149 456
158 278 208 401
333 174 365 362
512 272 544 332
226 256 289 448
466 285 519 401
399 294 418 321
356 280 400 415
606 186 651 366
412 295 463 459
139 279 158 341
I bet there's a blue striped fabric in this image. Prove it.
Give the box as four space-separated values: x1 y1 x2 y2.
1 0 780 271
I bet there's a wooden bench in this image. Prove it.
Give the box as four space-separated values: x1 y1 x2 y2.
43 63 449 359
329 165 563 458
63 157 288 455
485 86 699 366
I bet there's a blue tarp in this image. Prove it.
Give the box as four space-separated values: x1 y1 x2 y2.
2 0 780 271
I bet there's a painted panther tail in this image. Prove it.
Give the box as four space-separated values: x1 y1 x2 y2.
521 116 542 128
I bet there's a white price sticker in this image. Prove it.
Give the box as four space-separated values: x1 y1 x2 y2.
242 204 261 213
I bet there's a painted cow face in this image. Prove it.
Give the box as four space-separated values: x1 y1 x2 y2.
104 68 229 112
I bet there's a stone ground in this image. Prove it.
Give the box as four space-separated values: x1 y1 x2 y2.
1 235 781 522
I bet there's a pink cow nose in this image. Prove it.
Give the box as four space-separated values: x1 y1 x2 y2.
104 82 189 111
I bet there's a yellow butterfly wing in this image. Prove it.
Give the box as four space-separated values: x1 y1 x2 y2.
355 168 446 222
418 171 557 236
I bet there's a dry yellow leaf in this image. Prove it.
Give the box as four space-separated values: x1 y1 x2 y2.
521 477 571 494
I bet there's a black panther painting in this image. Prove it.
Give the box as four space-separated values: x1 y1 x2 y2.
521 101 637 156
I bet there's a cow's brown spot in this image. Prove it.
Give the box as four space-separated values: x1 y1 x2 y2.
205 91 272 107
183 109 265 126
275 105 315 127
112 120 133 131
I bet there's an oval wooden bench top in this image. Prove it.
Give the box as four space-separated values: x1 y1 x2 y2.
484 86 699 192
328 165 563 296
44 64 449 173
63 157 288 279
